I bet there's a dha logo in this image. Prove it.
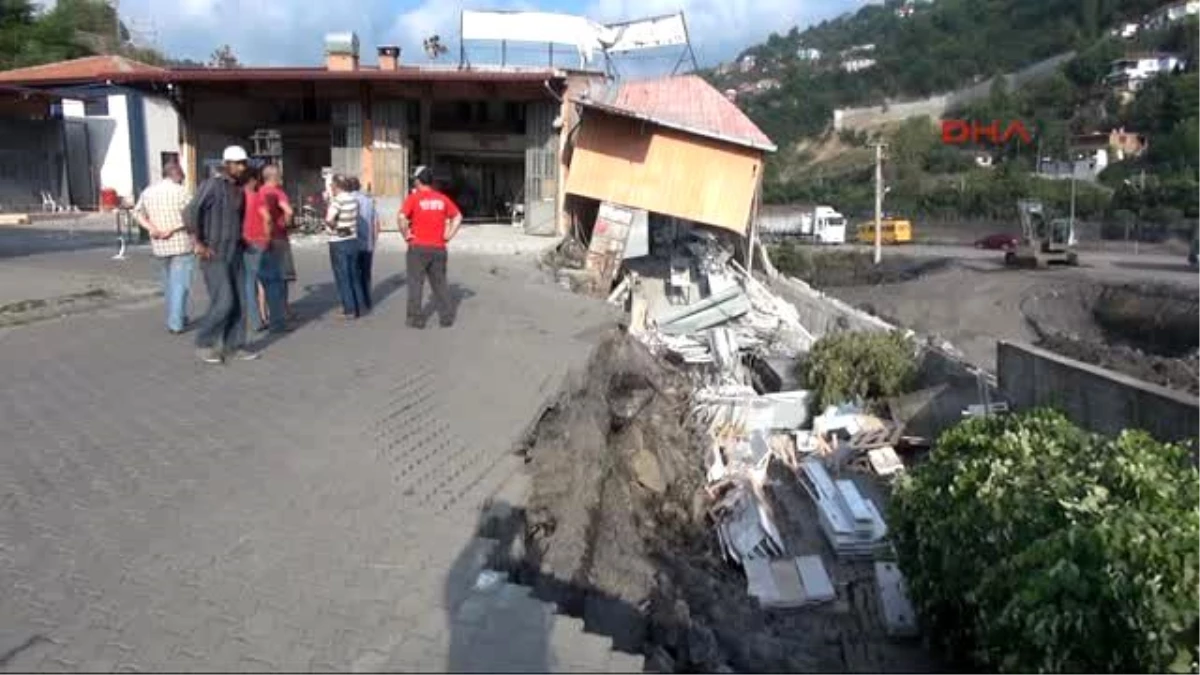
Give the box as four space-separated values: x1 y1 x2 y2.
941 119 1034 145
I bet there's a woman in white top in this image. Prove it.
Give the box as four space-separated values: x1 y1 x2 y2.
324 174 367 319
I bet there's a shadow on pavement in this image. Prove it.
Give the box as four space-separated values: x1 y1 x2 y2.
444 499 648 673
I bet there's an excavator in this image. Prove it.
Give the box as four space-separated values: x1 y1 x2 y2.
1005 199 1079 268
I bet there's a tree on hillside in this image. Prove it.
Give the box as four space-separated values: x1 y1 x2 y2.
208 44 240 68
0 0 171 71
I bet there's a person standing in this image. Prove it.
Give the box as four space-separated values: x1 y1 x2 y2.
325 174 365 320
132 163 194 334
349 177 380 313
398 165 462 329
240 167 271 335
257 164 293 331
185 145 257 364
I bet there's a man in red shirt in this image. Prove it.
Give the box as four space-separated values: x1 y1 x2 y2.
241 167 271 337
256 164 293 332
398 165 462 328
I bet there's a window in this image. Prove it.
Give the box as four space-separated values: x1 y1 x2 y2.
83 96 109 117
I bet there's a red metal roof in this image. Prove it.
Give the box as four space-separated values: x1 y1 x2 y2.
0 56 563 86
602 75 776 152
0 55 166 83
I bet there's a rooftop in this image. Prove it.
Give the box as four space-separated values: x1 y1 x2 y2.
576 75 776 152
0 55 566 86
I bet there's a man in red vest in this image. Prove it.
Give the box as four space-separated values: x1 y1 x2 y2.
398 165 462 329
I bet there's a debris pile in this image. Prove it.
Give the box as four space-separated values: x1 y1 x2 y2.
524 210 947 671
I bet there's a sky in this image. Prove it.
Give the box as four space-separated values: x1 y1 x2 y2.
109 0 871 69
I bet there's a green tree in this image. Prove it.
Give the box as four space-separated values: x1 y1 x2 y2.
890 409 1200 673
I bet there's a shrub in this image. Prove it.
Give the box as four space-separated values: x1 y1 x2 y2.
796 330 917 410
889 409 1200 674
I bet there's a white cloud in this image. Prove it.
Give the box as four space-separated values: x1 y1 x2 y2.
119 0 866 67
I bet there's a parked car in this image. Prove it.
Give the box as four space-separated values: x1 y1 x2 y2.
975 233 1020 250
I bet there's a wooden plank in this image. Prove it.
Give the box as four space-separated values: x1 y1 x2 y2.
564 112 760 235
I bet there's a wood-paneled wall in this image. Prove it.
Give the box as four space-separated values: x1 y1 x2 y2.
564 111 762 235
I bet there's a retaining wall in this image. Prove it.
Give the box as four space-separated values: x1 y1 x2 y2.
997 340 1199 444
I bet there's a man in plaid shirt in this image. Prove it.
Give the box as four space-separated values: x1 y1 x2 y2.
133 163 194 334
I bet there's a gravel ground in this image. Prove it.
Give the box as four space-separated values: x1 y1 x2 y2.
772 247 1199 394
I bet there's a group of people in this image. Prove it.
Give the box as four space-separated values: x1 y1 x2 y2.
132 145 464 365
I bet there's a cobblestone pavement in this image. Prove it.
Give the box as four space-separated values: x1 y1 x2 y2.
0 244 621 672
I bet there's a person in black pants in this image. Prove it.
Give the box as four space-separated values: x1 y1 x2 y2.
347 177 379 313
398 166 462 328
185 146 258 364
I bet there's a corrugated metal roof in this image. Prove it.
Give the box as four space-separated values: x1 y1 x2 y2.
0 55 166 83
0 56 565 86
595 75 776 152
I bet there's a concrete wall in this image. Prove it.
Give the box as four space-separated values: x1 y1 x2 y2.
143 96 181 182
997 341 1199 443
833 51 1076 133
63 92 179 201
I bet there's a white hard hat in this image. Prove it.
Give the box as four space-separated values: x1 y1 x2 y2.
222 145 249 162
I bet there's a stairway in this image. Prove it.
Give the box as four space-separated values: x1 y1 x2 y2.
448 466 647 673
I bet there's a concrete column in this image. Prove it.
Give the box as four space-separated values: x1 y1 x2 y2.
419 92 432 166
179 92 197 192
361 83 374 192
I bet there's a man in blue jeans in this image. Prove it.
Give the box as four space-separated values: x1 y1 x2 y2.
132 162 194 334
325 174 365 319
348 177 380 312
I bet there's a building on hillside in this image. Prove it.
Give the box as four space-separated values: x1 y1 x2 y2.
564 74 775 240
1110 21 1141 38
0 56 181 210
739 55 757 73
796 47 822 61
1104 53 1183 95
1067 127 1148 175
841 58 877 73
0 38 605 235
1144 0 1200 30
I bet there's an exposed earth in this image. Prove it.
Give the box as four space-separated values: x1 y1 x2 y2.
770 245 1199 394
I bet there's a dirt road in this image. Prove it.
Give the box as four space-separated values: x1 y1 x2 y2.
775 244 1199 393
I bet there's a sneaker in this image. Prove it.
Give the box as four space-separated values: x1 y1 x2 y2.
196 348 223 364
439 319 454 328
406 317 426 329
230 349 261 361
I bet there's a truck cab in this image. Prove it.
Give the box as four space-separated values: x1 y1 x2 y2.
805 206 847 244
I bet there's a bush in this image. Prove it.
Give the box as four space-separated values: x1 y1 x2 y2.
889 409 1200 673
796 330 917 410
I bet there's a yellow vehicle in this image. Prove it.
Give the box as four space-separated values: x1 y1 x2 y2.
856 218 913 245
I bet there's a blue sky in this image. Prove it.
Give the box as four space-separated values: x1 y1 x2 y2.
109 0 871 68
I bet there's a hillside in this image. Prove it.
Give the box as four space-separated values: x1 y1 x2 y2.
708 0 1183 148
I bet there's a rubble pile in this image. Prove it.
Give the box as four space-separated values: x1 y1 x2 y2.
522 221 947 671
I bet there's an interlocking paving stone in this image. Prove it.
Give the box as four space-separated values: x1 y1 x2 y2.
0 245 623 671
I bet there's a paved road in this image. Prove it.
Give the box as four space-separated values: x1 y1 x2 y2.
0 244 620 672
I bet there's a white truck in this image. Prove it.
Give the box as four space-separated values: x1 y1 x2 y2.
757 204 848 245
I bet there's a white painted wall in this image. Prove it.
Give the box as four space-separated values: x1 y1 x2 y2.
143 96 180 182
63 91 180 202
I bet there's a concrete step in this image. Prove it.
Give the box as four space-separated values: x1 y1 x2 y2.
451 574 645 673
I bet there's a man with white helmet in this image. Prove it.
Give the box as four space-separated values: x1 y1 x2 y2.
184 145 259 364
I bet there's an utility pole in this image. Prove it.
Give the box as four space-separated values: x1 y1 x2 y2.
871 142 886 265
112 0 121 50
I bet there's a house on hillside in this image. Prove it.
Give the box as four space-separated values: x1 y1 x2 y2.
841 58 877 73
0 56 181 210
1104 53 1183 96
1068 127 1148 174
739 55 757 73
1144 0 1200 30
796 47 822 61
1110 21 1141 38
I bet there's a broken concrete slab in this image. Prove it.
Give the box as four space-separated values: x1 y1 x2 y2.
875 562 920 638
